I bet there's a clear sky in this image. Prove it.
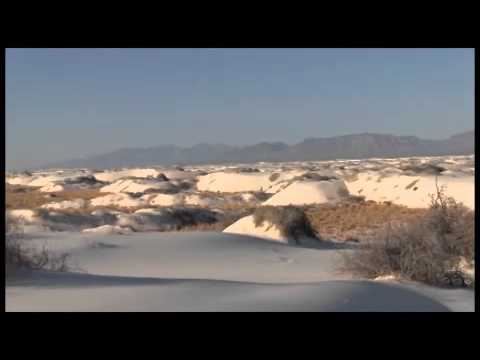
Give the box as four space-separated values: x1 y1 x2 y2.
6 48 474 170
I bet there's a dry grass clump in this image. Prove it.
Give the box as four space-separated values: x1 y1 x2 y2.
55 188 103 201
305 200 425 242
5 220 71 278
340 183 474 287
253 205 317 242
5 184 103 210
6 185 50 209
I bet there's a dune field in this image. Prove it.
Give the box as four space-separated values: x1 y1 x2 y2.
5 154 475 311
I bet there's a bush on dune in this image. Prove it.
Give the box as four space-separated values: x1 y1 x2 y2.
253 205 318 242
340 181 474 288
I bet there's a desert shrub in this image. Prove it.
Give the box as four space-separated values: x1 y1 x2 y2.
292 172 338 182
5 220 71 278
11 187 29 193
229 167 260 173
423 182 474 261
63 175 106 186
279 172 340 189
36 208 118 231
253 191 272 202
180 207 255 232
253 205 317 242
401 163 445 175
169 208 197 227
167 207 219 229
177 181 194 191
340 183 474 287
269 173 280 182
156 173 169 181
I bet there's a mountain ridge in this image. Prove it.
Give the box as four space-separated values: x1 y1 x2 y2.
39 130 474 170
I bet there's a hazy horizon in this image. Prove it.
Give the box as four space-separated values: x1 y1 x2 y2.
6 48 474 170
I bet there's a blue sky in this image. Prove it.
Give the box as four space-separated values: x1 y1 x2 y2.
6 48 474 170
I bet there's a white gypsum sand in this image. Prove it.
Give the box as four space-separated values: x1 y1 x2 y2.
5 231 473 312
263 180 350 206
344 173 474 209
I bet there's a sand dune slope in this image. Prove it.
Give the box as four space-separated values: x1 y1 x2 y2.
263 180 350 206
6 272 451 312
345 173 474 209
5 231 474 312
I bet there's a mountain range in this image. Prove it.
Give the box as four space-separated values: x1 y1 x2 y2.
40 130 474 170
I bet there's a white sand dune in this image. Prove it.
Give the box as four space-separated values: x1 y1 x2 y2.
223 215 286 242
197 172 273 193
161 169 197 181
26 175 66 187
41 199 86 210
7 209 38 223
82 224 133 235
345 173 474 209
149 193 184 206
6 231 473 312
263 180 350 206
39 184 65 192
6 174 34 186
223 215 324 247
6 273 455 312
99 178 171 194
196 170 305 193
93 168 164 183
90 193 150 208
183 192 260 207
5 155 475 311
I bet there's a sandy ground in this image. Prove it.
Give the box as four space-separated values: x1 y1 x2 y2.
6 231 474 312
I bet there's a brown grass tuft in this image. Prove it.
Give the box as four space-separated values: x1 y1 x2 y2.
6 184 103 210
305 200 425 242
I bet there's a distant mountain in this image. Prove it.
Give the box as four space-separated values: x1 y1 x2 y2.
40 130 474 170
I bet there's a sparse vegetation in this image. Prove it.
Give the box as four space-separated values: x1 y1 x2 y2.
340 183 474 287
290 172 338 183
305 199 424 242
253 205 317 242
228 167 260 173
5 184 103 210
401 163 446 175
5 218 71 278
168 207 218 228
